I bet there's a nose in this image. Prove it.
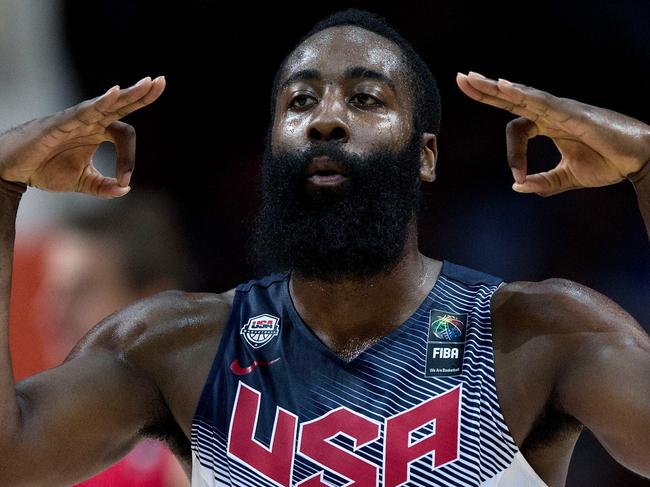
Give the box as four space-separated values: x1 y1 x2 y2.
306 97 350 143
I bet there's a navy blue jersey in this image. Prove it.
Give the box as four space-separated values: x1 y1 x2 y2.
190 260 546 486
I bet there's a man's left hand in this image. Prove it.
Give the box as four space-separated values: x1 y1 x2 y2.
456 72 650 196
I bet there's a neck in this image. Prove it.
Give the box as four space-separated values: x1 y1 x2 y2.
288 219 442 361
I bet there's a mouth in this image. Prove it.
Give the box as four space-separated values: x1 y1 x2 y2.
305 156 350 187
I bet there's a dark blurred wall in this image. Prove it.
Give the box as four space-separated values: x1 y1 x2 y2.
61 1 650 485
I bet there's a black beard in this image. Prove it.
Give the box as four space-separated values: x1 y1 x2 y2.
251 132 423 282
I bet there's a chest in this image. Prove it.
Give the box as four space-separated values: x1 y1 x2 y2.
189 303 522 487
150 298 550 424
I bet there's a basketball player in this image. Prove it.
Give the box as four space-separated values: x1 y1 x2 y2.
0 9 648 487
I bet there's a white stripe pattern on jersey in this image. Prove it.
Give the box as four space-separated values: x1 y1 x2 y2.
191 269 524 486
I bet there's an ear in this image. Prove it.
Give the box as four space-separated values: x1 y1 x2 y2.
419 133 437 182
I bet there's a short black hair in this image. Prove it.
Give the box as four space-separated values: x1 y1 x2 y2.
269 8 441 138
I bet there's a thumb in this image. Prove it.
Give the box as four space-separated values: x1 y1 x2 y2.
512 166 577 197
77 165 131 199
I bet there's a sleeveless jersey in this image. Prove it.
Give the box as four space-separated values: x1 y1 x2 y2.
191 259 548 486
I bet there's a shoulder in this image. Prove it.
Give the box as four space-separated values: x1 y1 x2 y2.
66 288 238 452
491 277 647 353
491 279 650 474
69 288 236 366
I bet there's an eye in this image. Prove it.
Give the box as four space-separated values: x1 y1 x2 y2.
288 94 317 110
350 93 382 107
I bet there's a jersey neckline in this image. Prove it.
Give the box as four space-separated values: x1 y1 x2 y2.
282 259 448 368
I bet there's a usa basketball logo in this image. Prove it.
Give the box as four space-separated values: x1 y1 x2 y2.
240 314 280 349
431 314 464 341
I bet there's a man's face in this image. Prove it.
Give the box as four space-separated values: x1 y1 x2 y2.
253 26 433 281
271 25 416 164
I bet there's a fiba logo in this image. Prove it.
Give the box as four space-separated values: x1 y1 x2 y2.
431 314 464 341
241 314 280 349
426 310 466 377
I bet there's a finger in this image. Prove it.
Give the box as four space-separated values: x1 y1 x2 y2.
461 72 588 129
512 167 577 197
456 73 540 121
107 76 154 110
498 79 587 129
54 76 166 131
76 80 147 124
95 178 132 199
51 79 140 132
113 76 166 118
51 85 121 132
78 166 131 199
506 117 539 183
456 72 510 106
105 121 136 187
91 76 155 116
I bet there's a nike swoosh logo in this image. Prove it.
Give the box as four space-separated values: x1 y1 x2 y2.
230 358 280 375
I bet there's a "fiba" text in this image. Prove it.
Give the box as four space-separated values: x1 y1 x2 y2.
431 347 459 359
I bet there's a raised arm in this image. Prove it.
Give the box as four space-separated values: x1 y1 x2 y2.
493 278 650 479
555 293 650 477
456 72 650 240
0 77 171 485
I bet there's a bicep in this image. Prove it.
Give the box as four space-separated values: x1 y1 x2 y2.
1 347 169 487
555 306 650 477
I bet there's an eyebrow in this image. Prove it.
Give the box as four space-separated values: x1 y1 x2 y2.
279 65 396 93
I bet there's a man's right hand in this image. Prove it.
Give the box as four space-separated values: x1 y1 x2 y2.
0 76 165 199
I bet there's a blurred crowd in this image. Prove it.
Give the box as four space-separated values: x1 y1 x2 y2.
11 191 192 486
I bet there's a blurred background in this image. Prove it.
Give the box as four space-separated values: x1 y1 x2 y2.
3 0 649 485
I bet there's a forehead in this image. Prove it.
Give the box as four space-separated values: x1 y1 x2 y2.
279 25 409 91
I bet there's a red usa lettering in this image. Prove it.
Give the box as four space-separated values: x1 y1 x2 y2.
227 382 462 486
251 323 272 330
